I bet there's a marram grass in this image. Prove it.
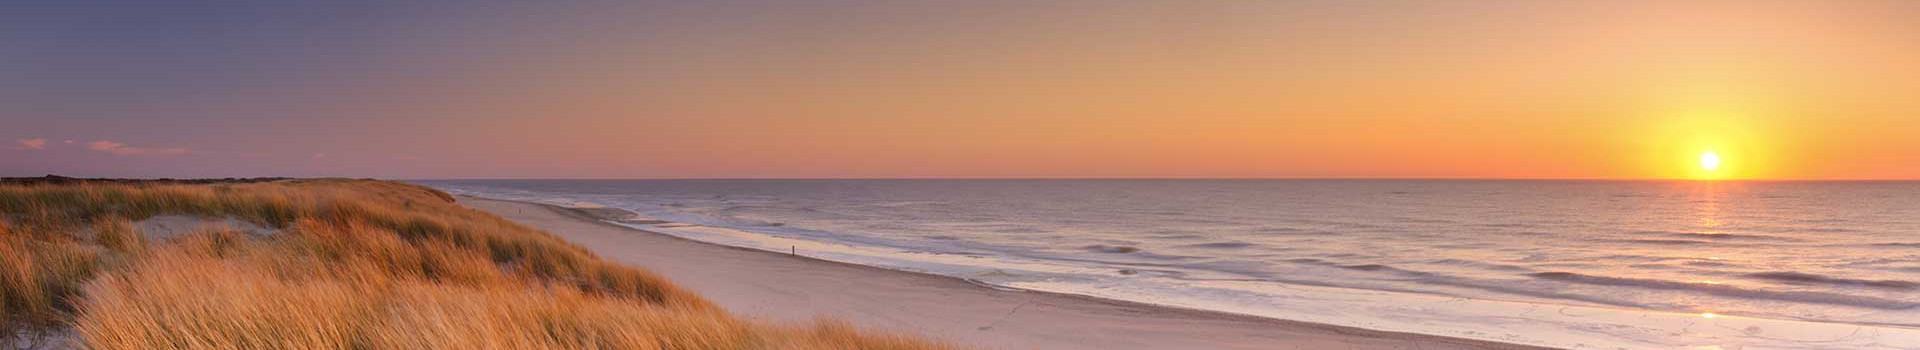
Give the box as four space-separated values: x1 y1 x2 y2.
0 179 949 349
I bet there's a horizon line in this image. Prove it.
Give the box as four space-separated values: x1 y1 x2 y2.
401 176 1920 182
14 174 1920 182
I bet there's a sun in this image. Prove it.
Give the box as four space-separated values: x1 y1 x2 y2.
1699 151 1722 172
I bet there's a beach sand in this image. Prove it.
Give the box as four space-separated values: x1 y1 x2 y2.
462 197 1551 350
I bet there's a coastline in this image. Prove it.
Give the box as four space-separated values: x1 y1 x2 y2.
459 195 1553 350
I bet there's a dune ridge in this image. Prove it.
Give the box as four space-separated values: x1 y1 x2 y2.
0 179 946 349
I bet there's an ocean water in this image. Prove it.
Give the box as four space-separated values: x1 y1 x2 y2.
419 180 1920 349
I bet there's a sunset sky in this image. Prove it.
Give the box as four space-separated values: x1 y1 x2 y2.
5 0 1918 179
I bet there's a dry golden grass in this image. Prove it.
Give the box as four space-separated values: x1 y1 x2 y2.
0 179 950 350
1 219 107 345
75 244 368 349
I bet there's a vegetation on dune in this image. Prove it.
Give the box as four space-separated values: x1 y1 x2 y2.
0 179 948 349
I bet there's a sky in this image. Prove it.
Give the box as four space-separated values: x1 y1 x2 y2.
4 0 1918 180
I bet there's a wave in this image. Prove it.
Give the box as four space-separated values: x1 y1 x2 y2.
1175 241 1255 249
1744 272 1919 290
1130 253 1916 314
1869 242 1920 248
1283 258 1435 276
1338 264 1397 272
1633 230 1798 242
1279 259 1652 308
1529 271 1919 310
1253 226 1333 235
1426 258 1533 272
1682 260 1733 267
990 227 1049 234
1804 227 1866 233
1083 244 1141 254
1614 239 1713 245
1393 217 1456 224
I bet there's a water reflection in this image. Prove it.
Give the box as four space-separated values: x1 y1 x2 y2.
1687 182 1728 232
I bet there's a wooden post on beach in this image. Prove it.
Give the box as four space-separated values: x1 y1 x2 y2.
791 246 796 256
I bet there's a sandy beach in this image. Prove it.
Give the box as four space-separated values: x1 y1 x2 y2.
461 196 1551 350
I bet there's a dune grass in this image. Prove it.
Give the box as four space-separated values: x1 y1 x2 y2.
0 179 948 349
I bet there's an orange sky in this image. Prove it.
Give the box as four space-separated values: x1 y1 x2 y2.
4 1 1919 179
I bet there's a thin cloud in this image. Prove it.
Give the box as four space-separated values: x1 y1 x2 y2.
87 140 189 156
15 138 46 150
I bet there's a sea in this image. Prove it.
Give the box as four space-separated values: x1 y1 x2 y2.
417 179 1920 349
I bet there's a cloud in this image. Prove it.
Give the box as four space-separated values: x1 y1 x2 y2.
15 138 46 150
87 140 189 156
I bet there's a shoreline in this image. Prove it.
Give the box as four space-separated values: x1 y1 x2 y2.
460 195 1552 350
